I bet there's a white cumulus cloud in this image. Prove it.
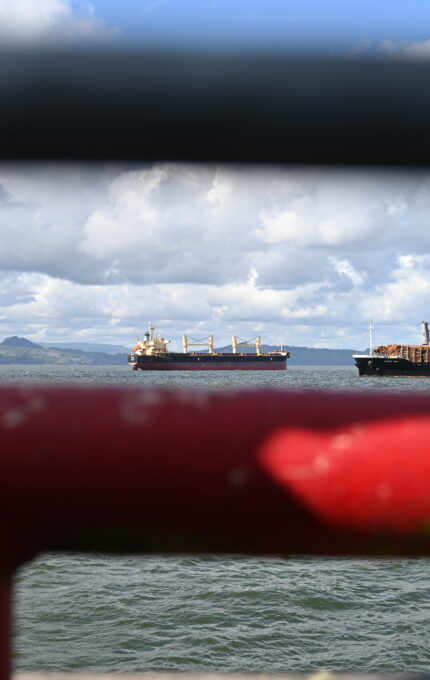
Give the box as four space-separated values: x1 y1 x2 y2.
0 0 119 46
1 164 430 349
329 257 366 286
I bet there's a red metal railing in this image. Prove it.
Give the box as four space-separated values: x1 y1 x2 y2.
3 385 430 678
5 384 430 557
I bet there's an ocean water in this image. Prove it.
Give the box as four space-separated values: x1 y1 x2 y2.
4 364 430 674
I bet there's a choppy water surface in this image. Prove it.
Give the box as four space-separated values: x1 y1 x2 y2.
4 363 430 392
5 365 430 673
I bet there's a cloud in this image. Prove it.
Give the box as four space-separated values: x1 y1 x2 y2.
352 38 430 62
1 164 430 349
359 254 430 323
141 0 167 17
0 271 328 348
0 0 119 46
379 39 430 60
256 177 378 247
0 183 10 202
80 167 168 259
386 194 407 216
329 257 366 286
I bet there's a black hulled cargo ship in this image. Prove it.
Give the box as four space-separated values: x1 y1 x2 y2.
129 325 289 371
354 321 430 377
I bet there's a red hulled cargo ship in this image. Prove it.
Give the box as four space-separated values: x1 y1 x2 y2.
128 325 289 371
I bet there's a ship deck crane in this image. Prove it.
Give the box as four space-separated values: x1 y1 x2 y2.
182 335 214 354
232 336 261 355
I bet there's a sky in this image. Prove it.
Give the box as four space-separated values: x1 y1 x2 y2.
3 0 430 54
2 1 430 350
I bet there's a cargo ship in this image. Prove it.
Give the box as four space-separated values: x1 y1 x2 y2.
353 321 430 377
128 325 289 370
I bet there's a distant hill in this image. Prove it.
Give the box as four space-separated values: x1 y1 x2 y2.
284 345 363 366
216 344 363 366
0 336 127 365
1 336 42 349
40 341 129 354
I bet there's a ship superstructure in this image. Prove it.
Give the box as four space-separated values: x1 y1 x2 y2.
129 325 288 371
131 325 170 356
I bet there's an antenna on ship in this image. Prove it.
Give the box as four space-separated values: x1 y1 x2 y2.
368 321 374 356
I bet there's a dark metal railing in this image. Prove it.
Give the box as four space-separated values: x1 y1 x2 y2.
1 52 430 165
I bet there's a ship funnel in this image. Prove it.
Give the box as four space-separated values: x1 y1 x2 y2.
422 321 430 345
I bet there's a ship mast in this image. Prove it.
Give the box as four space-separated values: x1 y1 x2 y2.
368 321 374 356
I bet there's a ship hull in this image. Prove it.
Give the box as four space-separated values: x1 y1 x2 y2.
354 355 430 377
129 352 287 371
